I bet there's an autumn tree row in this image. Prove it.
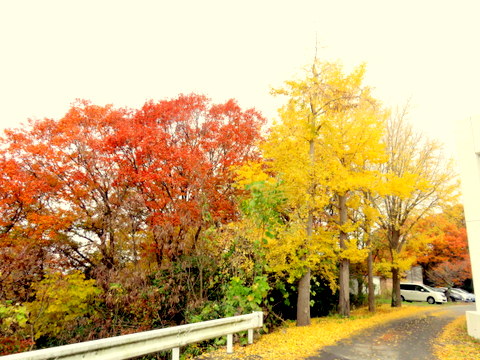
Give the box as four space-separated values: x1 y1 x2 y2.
0 60 463 354
236 61 459 324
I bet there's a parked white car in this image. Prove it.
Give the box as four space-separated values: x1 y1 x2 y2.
400 283 447 304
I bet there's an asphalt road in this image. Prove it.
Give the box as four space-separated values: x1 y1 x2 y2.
305 303 475 360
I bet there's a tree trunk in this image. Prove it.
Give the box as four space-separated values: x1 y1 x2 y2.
338 259 350 316
295 137 315 326
391 267 402 307
367 249 375 312
338 194 350 317
296 267 311 326
390 228 402 307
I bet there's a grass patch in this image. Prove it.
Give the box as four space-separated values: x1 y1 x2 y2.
375 296 392 305
434 315 480 360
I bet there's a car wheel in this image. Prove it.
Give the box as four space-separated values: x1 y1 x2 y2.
427 297 435 304
401 295 405 302
449 296 456 302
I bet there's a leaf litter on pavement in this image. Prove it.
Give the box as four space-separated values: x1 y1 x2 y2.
434 315 480 360
191 305 430 360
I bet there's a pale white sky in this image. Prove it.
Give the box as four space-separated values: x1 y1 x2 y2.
1 0 479 159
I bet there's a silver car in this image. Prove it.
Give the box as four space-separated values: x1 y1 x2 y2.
452 288 476 302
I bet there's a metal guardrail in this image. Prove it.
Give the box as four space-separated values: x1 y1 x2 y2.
0 311 263 360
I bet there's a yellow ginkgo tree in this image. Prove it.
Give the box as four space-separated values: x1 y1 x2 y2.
263 60 389 322
371 106 458 307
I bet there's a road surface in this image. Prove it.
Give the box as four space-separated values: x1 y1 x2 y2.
305 303 475 360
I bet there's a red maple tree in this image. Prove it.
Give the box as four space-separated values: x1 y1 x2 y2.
0 94 265 283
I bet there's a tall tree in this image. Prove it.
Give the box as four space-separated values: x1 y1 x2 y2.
265 60 388 322
3 102 131 273
112 94 265 267
372 106 458 307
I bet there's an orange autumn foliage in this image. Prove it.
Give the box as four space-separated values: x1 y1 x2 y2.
414 205 471 286
0 94 265 297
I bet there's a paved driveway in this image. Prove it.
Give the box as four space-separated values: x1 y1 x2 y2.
305 304 475 360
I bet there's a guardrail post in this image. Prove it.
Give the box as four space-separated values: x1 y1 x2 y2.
226 333 233 353
248 329 254 344
172 347 180 360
